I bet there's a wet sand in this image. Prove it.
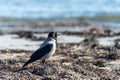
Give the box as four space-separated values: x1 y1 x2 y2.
0 21 120 80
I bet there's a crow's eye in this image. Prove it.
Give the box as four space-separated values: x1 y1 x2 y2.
53 32 57 38
48 32 57 38
53 33 56 38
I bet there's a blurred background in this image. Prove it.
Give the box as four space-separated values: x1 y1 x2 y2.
0 0 120 50
0 0 118 17
0 0 120 22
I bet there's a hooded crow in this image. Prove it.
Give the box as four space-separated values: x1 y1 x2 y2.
22 32 61 69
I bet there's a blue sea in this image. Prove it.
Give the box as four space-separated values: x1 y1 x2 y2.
0 0 120 19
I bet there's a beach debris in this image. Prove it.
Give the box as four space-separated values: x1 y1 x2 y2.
14 31 46 41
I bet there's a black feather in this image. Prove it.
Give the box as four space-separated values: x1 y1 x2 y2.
22 44 53 69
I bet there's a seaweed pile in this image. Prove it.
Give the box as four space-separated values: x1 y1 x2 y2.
0 22 119 80
0 36 119 80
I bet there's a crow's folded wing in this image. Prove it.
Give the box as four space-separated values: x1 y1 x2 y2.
30 44 53 60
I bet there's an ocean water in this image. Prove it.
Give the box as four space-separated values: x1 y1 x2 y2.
0 0 120 18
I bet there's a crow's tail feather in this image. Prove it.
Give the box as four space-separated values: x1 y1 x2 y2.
22 58 34 69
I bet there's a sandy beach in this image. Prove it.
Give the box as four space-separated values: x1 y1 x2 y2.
0 19 119 80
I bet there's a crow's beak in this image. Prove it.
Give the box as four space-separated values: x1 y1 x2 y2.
57 33 62 36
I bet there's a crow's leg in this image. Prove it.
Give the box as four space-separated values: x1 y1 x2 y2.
42 60 47 68
41 60 48 76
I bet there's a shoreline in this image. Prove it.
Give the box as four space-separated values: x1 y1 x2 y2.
0 16 120 30
0 15 120 21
